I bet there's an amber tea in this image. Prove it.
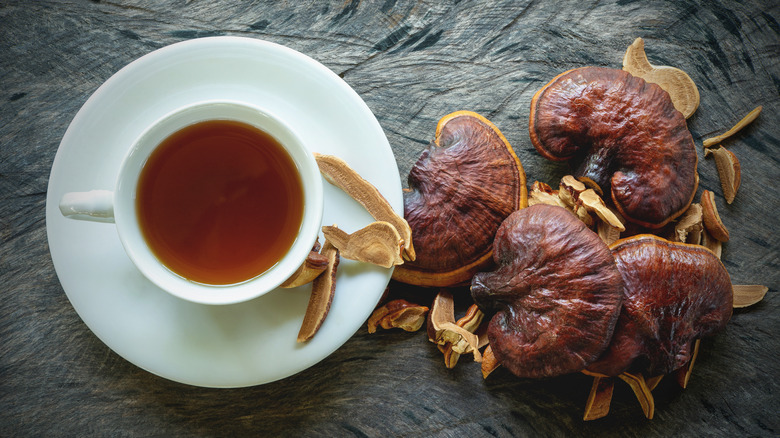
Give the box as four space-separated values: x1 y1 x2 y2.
136 119 304 285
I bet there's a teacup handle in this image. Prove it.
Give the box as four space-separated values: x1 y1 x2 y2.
59 190 116 223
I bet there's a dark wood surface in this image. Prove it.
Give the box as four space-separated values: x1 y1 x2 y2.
2 1 778 436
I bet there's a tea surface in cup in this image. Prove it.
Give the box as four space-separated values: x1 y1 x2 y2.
136 119 304 285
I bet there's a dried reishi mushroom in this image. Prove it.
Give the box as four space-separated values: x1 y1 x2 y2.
322 221 404 268
558 175 587 207
583 376 615 421
700 229 722 259
280 249 329 288
597 219 622 246
529 182 570 210
557 176 595 226
587 235 733 377
529 66 699 229
579 189 626 232
297 240 340 343
577 176 604 197
426 289 482 362
704 146 741 204
618 372 655 419
675 339 701 389
471 204 624 378
732 284 768 308
700 190 729 242
393 111 527 287
703 106 762 148
314 153 415 261
672 203 703 244
481 344 501 379
367 299 429 334
441 304 485 368
622 37 700 119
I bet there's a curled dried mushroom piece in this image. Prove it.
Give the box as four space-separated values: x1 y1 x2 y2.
426 290 482 362
471 204 624 378
367 299 429 333
529 67 699 229
622 37 700 119
481 344 501 379
672 203 703 244
280 245 329 289
322 222 404 268
315 153 415 261
704 146 741 204
700 190 729 242
393 111 527 287
440 304 486 368
703 106 762 148
583 376 615 421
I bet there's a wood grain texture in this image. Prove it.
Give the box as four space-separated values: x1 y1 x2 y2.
1 0 778 436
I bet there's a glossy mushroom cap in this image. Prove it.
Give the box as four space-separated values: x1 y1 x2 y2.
471 204 624 378
529 67 698 229
392 111 527 287
587 235 733 377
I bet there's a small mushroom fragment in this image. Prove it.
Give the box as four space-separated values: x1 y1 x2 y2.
558 175 586 208
587 235 733 377
471 205 624 378
528 181 569 210
314 153 415 261
297 240 340 343
583 376 615 421
704 146 741 204
280 250 329 288
700 229 722 259
597 219 622 246
481 344 501 379
393 111 527 287
622 37 700 119
700 190 729 242
578 189 626 232
577 176 603 197
703 106 762 148
426 290 482 362
367 299 429 334
322 222 404 268
440 304 485 368
732 284 769 308
672 203 703 244
529 67 699 229
618 372 655 419
675 339 701 389
558 176 594 226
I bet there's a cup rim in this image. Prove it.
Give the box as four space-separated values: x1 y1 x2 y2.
113 100 323 305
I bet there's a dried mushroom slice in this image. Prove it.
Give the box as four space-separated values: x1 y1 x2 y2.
393 111 528 287
529 67 699 229
622 37 700 119
587 235 733 377
471 205 624 378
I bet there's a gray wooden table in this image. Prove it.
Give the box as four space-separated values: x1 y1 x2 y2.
2 1 778 436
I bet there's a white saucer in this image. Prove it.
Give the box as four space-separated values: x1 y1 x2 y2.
45 37 401 388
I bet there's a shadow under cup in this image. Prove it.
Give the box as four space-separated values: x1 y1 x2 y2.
116 102 323 305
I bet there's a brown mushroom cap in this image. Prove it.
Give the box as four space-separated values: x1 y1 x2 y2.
471 204 624 378
587 235 733 377
392 111 527 287
529 67 698 229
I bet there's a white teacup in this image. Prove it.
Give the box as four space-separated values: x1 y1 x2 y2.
59 101 324 305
